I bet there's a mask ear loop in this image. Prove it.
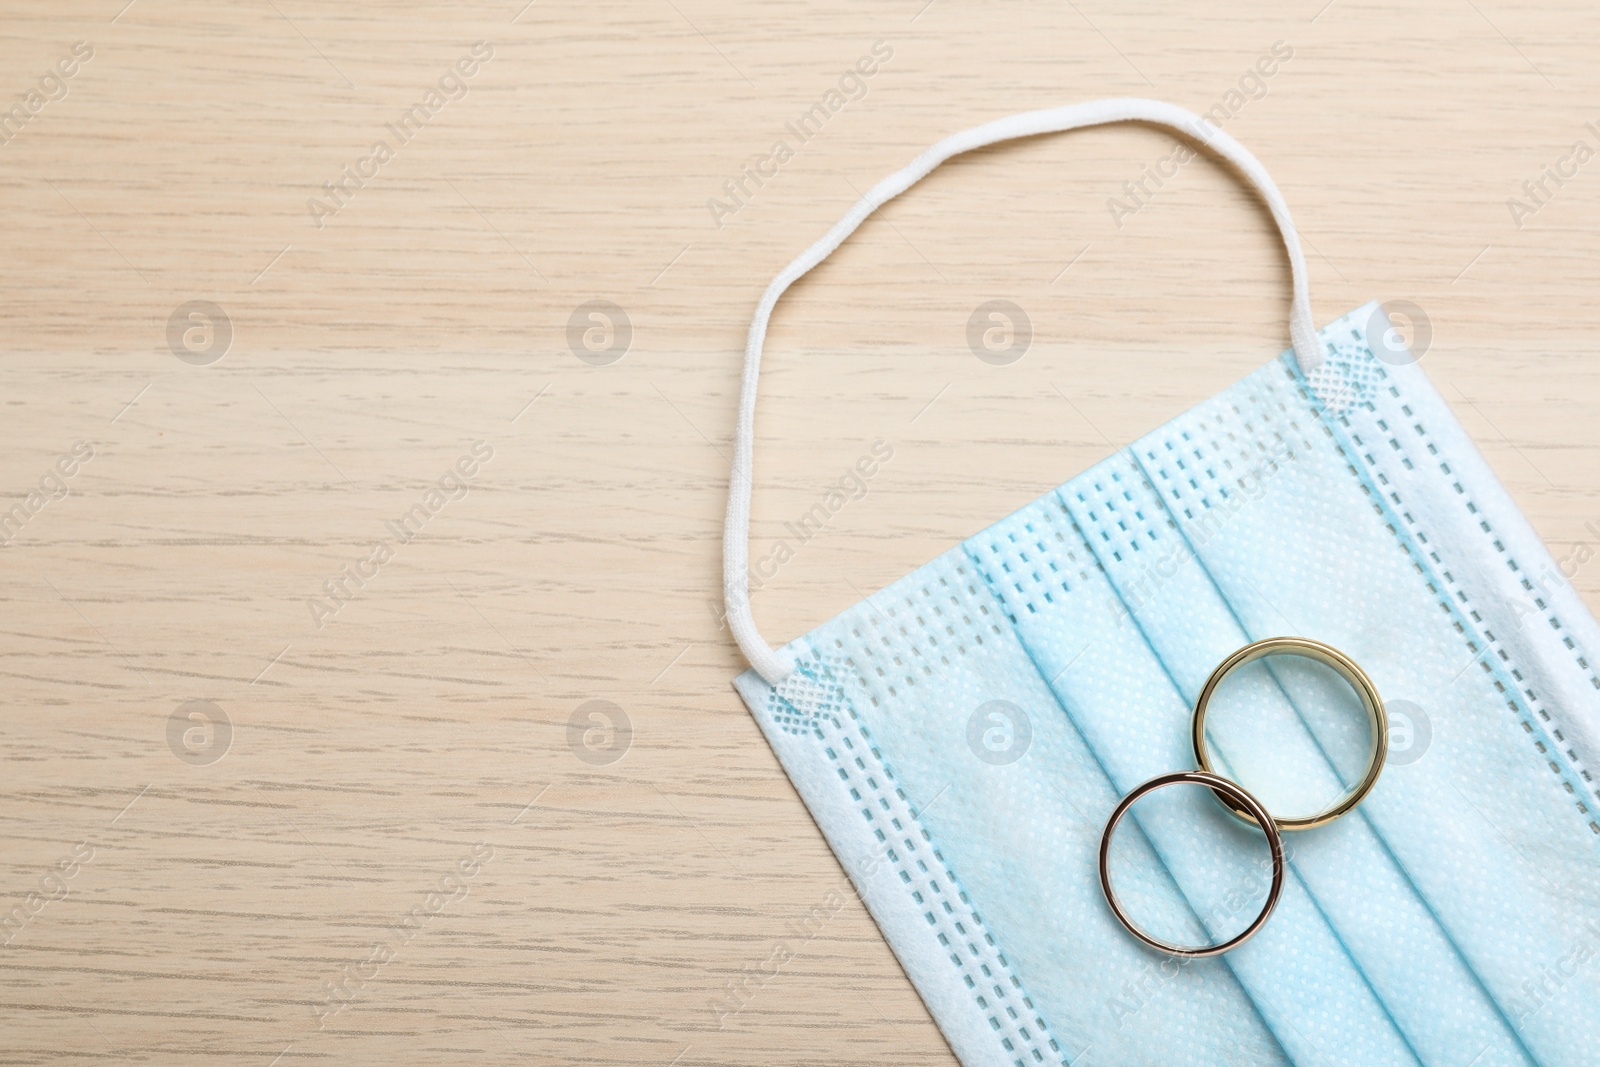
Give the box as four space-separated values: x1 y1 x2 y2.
724 97 1324 685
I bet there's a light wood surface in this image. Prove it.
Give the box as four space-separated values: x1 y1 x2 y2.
3 1 1599 1063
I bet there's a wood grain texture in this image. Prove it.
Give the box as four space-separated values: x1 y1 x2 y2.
1 1 1598 1063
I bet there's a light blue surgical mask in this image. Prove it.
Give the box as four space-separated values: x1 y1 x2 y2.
723 100 1600 1067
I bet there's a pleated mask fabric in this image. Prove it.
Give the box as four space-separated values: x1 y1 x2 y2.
723 100 1600 1067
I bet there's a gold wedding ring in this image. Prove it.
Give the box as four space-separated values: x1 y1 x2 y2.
1190 636 1387 832
1098 770 1286 958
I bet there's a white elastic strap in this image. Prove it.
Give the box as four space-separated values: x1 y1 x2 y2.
725 97 1322 684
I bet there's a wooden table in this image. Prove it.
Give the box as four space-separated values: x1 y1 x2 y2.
2 2 1597 1063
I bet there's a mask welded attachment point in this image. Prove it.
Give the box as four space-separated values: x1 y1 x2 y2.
1098 769 1286 958
1191 636 1388 832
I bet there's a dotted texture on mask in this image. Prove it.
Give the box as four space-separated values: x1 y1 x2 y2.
1122 312 1600 1065
1047 414 1536 1066
965 492 1427 1067
756 648 1063 1067
791 550 1291 1067
1287 314 1600 1062
1316 316 1599 826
